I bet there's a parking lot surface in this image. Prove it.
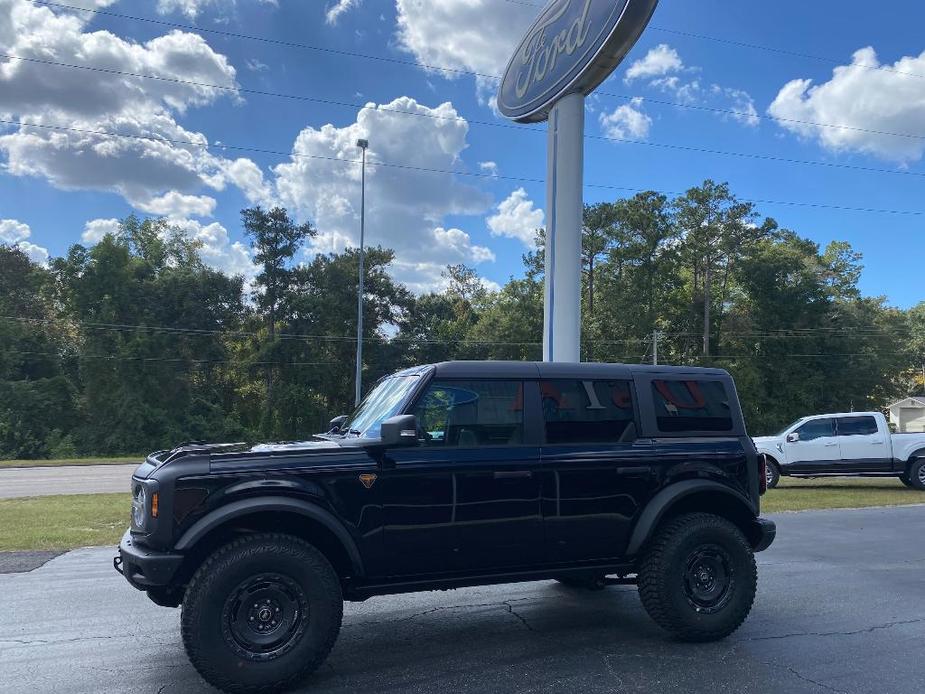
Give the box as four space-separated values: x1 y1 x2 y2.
1 505 923 694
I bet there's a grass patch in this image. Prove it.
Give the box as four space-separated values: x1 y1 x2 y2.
0 457 139 469
0 493 129 552
763 476 925 513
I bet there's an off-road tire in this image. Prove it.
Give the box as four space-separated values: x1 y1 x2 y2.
765 458 781 490
899 474 914 488
907 459 925 491
181 533 343 694
638 513 757 642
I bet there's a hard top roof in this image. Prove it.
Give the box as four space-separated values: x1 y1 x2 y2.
391 361 730 380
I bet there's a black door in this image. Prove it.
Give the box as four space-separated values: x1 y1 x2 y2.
539 378 654 561
382 379 543 576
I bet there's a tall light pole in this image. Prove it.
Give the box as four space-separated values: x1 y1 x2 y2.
354 138 369 407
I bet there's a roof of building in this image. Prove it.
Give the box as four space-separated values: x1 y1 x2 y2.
887 396 925 409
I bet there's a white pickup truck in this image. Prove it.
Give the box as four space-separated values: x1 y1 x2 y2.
753 411 925 490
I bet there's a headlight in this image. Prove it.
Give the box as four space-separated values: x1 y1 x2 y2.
132 485 147 529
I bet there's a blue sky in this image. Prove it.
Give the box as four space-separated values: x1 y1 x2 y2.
1 0 923 305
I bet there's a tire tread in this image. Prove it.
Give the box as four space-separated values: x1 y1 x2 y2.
637 512 756 642
181 532 343 694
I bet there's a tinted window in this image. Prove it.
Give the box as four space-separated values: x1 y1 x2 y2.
541 380 636 444
651 380 733 433
795 418 835 441
413 380 523 447
837 416 878 436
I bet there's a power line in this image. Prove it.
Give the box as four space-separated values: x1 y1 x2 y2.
27 0 499 80
31 0 925 145
596 91 925 143
647 26 925 82
499 0 925 82
4 117 925 218
7 51 925 182
6 316 919 349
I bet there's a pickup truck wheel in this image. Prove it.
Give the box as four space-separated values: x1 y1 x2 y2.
907 460 925 491
181 533 343 694
637 513 757 643
765 459 780 490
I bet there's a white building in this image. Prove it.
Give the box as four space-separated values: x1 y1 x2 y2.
887 395 925 433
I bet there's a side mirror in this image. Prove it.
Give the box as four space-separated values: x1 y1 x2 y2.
380 415 419 447
329 415 348 433
786 432 800 443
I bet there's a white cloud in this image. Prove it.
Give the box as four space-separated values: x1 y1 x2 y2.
479 161 499 177
487 188 544 248
325 0 362 25
599 97 652 139
394 0 537 99
169 218 258 278
82 218 121 243
136 191 217 218
223 157 274 206
0 0 267 212
0 218 31 244
768 47 925 163
0 218 48 264
625 44 684 82
155 0 278 19
272 96 494 292
625 44 758 130
0 2 239 118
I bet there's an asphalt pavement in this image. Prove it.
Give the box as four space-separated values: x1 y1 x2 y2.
0 464 137 499
1 505 924 694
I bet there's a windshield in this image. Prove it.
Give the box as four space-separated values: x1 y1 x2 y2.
774 418 805 437
343 375 420 437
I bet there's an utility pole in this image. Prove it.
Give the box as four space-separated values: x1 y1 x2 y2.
652 330 661 366
354 138 369 407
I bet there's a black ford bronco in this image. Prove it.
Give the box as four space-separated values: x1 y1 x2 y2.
116 361 775 693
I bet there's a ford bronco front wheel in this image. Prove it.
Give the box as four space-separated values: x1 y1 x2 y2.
181 533 343 693
637 513 757 642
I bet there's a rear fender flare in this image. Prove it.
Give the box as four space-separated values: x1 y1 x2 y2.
174 496 364 576
626 480 757 556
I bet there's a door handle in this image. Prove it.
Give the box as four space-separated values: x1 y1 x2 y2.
824 442 837 447
871 440 884 445
493 470 533 479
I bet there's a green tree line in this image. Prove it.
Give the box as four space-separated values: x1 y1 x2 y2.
1 180 923 459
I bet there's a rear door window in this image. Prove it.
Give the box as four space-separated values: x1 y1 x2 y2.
651 380 733 433
540 380 636 444
836 416 878 436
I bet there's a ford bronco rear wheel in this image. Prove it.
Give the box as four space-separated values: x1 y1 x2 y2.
637 513 757 642
181 533 343 694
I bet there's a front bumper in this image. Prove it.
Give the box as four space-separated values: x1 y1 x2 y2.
115 529 184 590
751 517 776 552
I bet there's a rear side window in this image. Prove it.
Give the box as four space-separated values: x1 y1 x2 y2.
412 380 523 447
651 380 733 433
837 416 878 436
541 380 636 444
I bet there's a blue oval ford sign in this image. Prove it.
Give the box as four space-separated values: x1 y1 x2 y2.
498 0 659 123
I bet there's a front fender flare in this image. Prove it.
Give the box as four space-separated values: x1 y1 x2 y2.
626 480 757 556
174 496 364 576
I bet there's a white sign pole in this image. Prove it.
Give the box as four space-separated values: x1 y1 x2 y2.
543 92 585 363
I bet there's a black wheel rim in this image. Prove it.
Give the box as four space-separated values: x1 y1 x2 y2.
222 573 309 662
682 544 735 614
